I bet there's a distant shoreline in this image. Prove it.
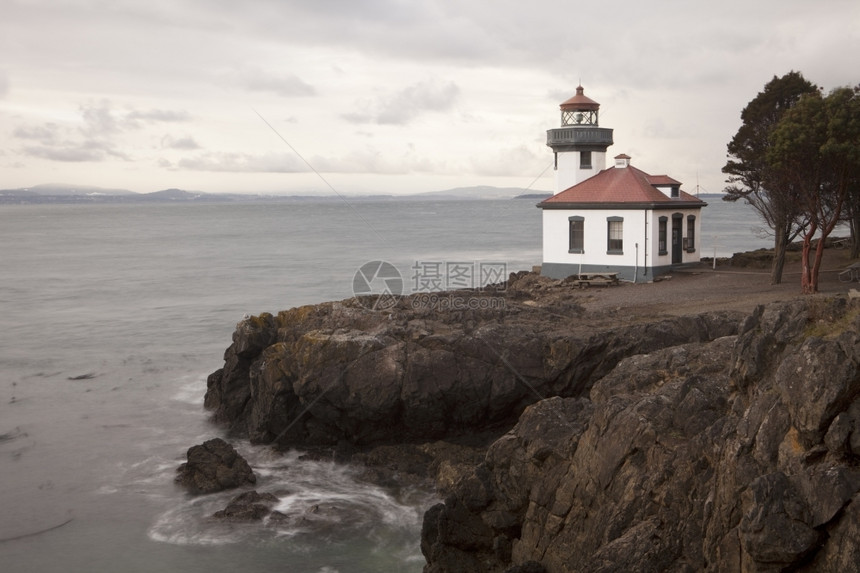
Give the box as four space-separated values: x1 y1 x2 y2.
1 185 723 205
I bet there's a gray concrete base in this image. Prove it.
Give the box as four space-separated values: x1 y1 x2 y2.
540 261 693 283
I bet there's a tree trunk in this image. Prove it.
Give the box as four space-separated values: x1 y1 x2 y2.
810 236 827 293
851 207 860 260
800 224 818 295
770 222 789 285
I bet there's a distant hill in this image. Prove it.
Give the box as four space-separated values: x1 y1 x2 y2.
410 186 551 200
16 183 137 196
0 183 554 204
514 192 553 200
142 188 204 201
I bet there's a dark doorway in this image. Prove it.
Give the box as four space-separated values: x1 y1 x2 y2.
672 215 683 264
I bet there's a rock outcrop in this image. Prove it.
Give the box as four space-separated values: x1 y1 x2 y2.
204 282 740 449
197 272 860 572
421 298 860 572
175 437 256 495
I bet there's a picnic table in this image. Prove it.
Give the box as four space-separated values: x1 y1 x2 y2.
570 272 620 288
839 262 860 283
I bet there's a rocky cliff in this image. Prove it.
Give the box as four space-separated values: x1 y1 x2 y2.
422 297 860 572
204 276 739 449
201 274 860 572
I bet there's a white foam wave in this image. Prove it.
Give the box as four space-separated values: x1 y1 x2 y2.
171 374 207 404
148 450 437 549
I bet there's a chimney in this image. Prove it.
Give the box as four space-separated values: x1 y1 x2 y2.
614 154 631 168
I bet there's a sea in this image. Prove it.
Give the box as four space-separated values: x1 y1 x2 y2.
0 195 769 572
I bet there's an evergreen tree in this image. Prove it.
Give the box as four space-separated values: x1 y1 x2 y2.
768 86 860 293
722 71 818 284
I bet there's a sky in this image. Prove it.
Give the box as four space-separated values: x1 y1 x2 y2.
1 0 858 196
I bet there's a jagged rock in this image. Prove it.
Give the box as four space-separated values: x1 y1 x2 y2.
775 331 860 447
204 294 740 448
503 562 547 573
203 313 276 421
212 490 279 521
195 278 860 572
175 438 256 495
729 300 809 389
824 398 860 459
738 472 821 567
800 492 860 571
421 298 860 572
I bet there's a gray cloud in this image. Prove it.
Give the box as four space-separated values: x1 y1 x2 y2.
218 1 500 65
127 109 192 122
79 100 122 137
23 145 104 162
470 145 546 177
176 146 435 175
13 100 196 164
177 151 307 173
239 69 317 97
13 123 60 143
161 135 201 150
2 0 859 194
78 101 191 136
23 140 130 163
343 80 460 125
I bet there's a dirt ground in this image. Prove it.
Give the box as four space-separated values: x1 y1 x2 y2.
564 246 860 320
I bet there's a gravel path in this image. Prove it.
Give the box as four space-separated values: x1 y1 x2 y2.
569 247 858 319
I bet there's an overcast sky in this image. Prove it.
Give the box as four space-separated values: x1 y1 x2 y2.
1 0 858 196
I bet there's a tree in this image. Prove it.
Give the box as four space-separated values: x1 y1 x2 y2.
768 86 860 293
842 85 860 260
722 72 818 284
846 173 860 259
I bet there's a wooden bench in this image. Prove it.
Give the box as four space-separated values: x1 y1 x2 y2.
570 272 620 288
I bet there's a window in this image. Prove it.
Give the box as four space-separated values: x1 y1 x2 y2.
568 216 584 253
671 186 680 198
658 217 668 255
607 217 623 254
580 151 592 169
686 215 696 251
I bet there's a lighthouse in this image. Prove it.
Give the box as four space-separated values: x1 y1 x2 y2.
538 86 707 282
546 85 614 191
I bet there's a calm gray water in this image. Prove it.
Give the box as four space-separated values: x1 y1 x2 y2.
0 197 766 572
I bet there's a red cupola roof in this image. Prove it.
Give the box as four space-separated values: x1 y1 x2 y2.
560 85 600 111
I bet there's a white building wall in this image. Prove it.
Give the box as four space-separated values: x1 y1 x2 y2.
543 206 704 280
646 209 705 268
555 150 606 191
543 207 648 271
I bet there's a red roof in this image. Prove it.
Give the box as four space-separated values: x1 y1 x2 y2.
539 164 705 208
560 86 600 111
647 174 682 186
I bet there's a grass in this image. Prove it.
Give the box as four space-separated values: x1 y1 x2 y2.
804 298 860 340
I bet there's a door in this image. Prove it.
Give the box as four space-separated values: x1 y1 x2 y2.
672 216 682 264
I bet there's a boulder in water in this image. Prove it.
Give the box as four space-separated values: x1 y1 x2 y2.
212 490 279 521
175 437 255 495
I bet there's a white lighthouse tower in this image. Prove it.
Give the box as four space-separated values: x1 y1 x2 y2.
546 86 614 192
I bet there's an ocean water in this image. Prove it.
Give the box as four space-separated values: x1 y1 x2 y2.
0 197 766 572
